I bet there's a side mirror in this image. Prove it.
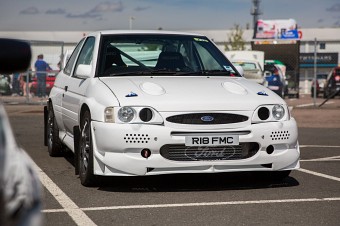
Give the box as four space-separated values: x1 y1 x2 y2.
75 64 91 78
264 71 272 77
0 38 31 74
234 65 244 76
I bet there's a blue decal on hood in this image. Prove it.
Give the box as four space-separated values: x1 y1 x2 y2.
125 92 138 97
257 91 268 96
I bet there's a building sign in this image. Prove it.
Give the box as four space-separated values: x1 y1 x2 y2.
300 53 338 68
254 19 301 40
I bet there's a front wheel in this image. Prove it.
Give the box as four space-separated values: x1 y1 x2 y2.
46 103 63 156
79 110 97 186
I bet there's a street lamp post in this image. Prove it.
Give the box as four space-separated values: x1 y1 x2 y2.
129 16 135 30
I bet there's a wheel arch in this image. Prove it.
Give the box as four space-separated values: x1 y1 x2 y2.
79 103 91 123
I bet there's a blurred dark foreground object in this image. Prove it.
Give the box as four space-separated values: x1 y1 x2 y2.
0 38 31 74
0 38 42 226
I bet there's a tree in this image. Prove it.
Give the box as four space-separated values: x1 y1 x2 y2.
225 24 246 51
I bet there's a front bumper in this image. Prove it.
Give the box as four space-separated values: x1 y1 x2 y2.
91 119 300 176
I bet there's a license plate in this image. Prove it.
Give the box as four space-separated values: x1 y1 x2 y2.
185 135 239 146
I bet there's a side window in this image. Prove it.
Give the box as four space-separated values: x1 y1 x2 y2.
64 38 85 75
74 37 95 77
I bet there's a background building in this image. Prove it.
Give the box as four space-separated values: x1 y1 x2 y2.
1 28 339 94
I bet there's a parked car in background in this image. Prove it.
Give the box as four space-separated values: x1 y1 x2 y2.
226 51 265 84
231 60 265 85
31 65 59 96
264 64 288 98
0 74 11 95
44 30 299 187
323 66 340 98
311 73 328 97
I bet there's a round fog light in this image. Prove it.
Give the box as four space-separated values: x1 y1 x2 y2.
139 108 153 122
258 107 270 120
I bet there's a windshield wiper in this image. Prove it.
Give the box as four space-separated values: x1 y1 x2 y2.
108 71 153 76
199 70 232 75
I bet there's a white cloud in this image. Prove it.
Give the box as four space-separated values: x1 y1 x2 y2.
134 6 151 11
90 1 124 13
46 8 66 15
326 3 340 12
20 7 39 15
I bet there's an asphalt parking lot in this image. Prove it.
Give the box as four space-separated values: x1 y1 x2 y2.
3 95 340 226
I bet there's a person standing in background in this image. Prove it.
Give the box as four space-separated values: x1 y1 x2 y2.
11 72 21 96
21 68 33 97
34 54 51 98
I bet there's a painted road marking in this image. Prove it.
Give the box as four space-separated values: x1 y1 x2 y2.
42 197 340 213
34 163 97 226
37 143 340 220
295 101 334 108
301 155 340 162
298 168 340 182
300 145 340 148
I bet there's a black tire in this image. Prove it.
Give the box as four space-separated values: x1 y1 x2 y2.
323 90 328 99
79 110 97 186
46 103 63 156
311 89 319 98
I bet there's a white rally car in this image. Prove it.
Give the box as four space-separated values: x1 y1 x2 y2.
44 30 299 186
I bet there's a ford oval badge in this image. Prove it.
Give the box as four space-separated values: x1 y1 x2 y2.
201 116 214 122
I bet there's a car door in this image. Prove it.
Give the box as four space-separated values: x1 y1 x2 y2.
61 37 95 136
52 38 85 133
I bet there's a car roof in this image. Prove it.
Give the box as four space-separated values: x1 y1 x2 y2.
87 30 206 37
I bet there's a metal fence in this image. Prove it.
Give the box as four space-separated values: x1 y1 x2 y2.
0 40 75 105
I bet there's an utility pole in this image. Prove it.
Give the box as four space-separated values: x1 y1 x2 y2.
129 16 135 30
251 0 262 29
313 38 317 106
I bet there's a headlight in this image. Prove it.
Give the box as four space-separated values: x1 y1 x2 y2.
252 104 288 123
109 106 163 124
118 106 135 123
272 105 285 120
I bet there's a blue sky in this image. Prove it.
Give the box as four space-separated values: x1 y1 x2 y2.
0 0 339 31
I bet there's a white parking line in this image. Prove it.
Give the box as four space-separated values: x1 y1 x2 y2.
38 143 340 220
298 168 340 182
300 145 340 148
42 197 340 213
34 164 97 226
295 101 334 108
301 155 340 162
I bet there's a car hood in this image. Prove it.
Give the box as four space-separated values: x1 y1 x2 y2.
99 76 284 111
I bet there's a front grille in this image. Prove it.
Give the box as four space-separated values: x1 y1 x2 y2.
166 113 248 125
160 143 259 161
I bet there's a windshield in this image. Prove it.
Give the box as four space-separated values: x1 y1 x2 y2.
97 34 239 77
